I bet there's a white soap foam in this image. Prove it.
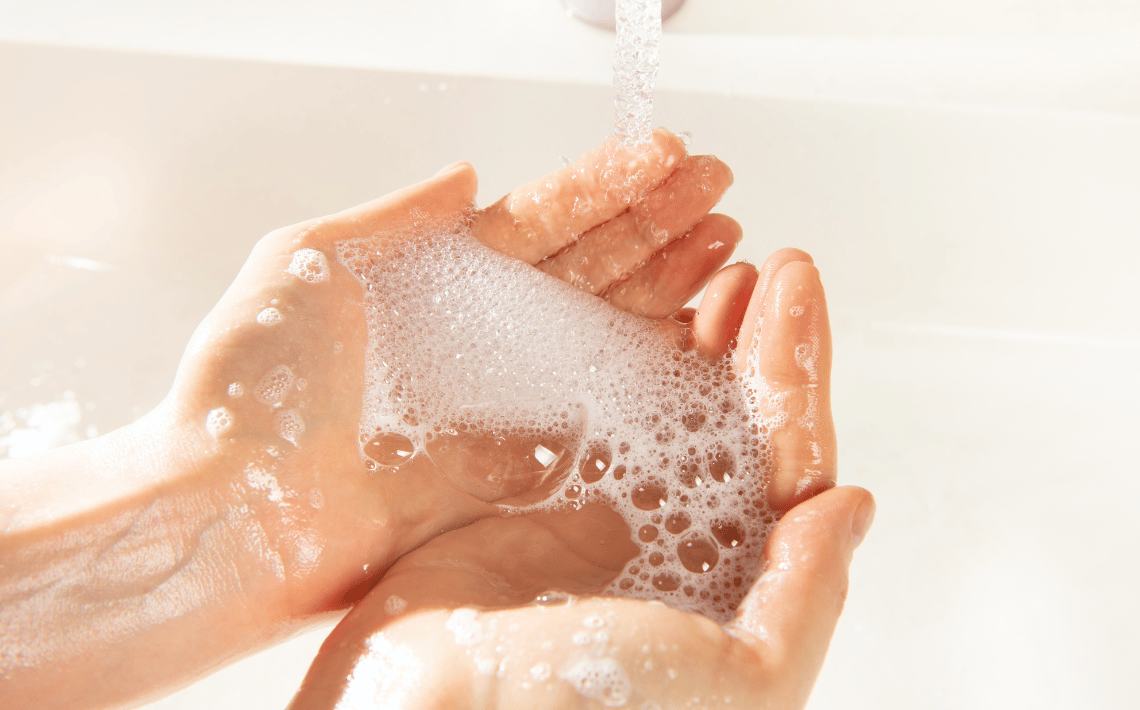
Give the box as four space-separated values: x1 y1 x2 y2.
559 656 633 708
287 248 330 283
338 219 781 622
274 408 305 446
256 307 283 325
384 595 408 615
205 407 233 439
254 365 294 406
446 608 484 647
530 661 552 682
613 0 661 145
245 463 287 504
227 382 244 398
0 392 82 459
308 487 325 509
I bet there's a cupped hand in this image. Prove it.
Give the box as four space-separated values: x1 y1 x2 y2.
163 130 740 617
288 250 865 709
289 489 873 710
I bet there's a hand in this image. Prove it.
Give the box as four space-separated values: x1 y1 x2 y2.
293 488 872 710
289 251 872 709
0 131 740 709
164 129 740 613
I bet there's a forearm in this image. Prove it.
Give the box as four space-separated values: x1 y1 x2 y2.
0 406 298 708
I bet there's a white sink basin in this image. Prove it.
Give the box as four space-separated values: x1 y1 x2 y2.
2 40 1138 710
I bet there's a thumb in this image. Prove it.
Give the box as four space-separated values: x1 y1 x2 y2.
731 486 875 705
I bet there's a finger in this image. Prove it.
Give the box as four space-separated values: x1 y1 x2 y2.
746 261 836 512
471 129 687 264
731 486 875 707
538 155 734 294
733 248 813 371
604 214 743 319
260 162 479 254
690 262 760 359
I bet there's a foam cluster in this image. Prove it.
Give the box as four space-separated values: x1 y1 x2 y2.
255 365 294 406
287 248 330 283
205 407 233 439
559 656 632 707
613 0 661 145
256 307 283 325
338 220 778 622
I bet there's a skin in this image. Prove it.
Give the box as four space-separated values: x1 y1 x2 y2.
0 130 748 709
288 253 873 709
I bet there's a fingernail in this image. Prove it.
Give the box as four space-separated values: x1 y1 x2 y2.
851 496 876 549
434 161 464 177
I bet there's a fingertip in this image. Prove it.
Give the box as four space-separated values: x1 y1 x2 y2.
712 155 734 188
650 127 689 161
733 251 818 371
704 213 744 246
770 247 814 265
431 161 478 201
691 155 733 193
731 260 760 277
433 160 469 177
691 260 759 358
771 259 822 295
851 489 876 549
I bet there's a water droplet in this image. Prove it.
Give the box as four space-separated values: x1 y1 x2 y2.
534 590 576 606
364 432 416 467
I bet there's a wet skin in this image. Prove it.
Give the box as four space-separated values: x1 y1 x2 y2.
0 131 775 709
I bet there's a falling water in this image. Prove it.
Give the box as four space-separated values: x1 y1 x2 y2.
613 0 661 144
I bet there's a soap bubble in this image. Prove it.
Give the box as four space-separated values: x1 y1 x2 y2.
287 248 330 283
